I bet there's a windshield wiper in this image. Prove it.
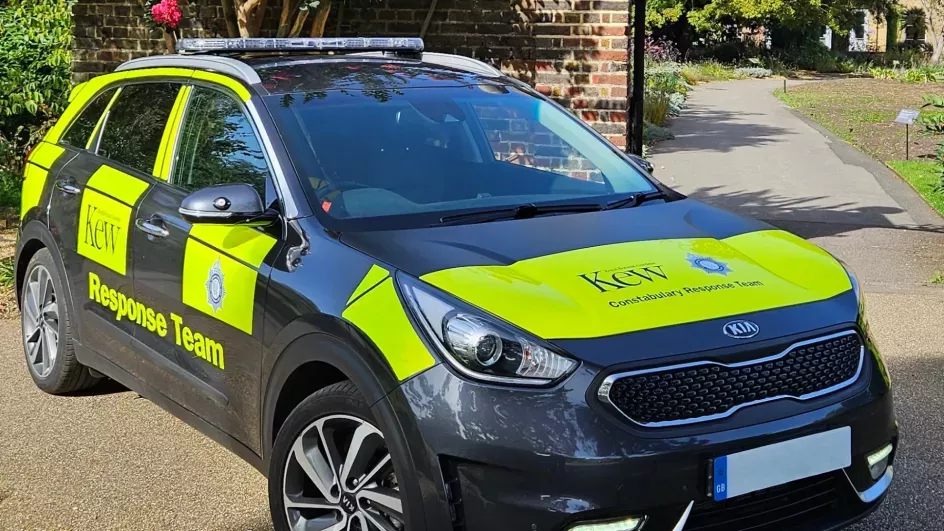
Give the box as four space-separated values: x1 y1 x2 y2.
603 190 666 210
434 202 602 227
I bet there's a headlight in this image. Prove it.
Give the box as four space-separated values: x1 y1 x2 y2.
398 274 578 386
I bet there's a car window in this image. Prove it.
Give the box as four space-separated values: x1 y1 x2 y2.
172 86 269 199
268 84 655 230
98 83 181 175
473 103 605 183
61 88 118 150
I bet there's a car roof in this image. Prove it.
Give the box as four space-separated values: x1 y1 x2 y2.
115 50 511 96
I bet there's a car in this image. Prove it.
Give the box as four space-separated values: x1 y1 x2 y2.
15 37 896 531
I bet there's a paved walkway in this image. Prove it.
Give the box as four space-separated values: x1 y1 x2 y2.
650 78 940 229
651 78 944 531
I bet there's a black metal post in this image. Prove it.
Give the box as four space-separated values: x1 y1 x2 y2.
906 123 910 160
630 0 646 155
624 2 633 152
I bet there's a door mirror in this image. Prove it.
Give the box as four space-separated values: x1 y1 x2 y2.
627 153 654 174
179 183 275 224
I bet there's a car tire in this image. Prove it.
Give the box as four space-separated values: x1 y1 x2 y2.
269 381 408 531
20 248 99 394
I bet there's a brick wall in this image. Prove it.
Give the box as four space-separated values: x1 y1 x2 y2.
71 0 631 146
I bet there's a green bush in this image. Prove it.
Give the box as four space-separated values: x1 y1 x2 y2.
644 94 671 127
734 67 772 78
643 121 675 145
681 61 739 83
0 0 74 209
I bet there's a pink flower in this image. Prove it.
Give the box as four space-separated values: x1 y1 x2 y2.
152 0 182 29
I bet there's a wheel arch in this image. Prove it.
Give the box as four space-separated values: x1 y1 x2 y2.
260 314 403 467
15 222 66 310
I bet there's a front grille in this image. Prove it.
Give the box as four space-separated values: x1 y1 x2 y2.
602 332 863 427
686 473 848 531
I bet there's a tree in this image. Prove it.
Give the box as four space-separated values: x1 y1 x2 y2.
916 0 944 61
217 0 380 39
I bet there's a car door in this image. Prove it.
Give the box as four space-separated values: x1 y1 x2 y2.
130 84 283 448
48 82 183 376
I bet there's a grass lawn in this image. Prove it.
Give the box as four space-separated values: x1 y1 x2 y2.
886 160 944 216
776 78 944 215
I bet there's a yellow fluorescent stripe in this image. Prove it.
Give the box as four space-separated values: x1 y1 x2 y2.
192 70 251 102
86 165 150 206
347 264 390 305
421 230 852 340
86 87 123 150
48 68 196 143
342 278 436 381
188 224 277 268
21 164 50 220
28 143 65 169
76 189 133 275
69 81 89 102
154 85 191 179
182 238 258 335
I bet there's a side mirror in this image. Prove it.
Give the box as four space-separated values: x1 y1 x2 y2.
627 153 655 174
179 183 276 224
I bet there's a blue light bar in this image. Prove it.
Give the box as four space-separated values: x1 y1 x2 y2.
177 37 424 54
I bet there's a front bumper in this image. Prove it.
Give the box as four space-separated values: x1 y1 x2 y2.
387 332 896 531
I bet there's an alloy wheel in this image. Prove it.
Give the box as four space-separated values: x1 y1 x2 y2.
283 414 404 531
22 264 59 379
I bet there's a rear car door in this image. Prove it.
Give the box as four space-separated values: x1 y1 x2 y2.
130 84 282 447
47 82 183 376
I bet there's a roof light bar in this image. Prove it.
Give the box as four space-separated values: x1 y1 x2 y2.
177 37 424 54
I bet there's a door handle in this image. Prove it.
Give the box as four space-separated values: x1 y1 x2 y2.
55 179 81 195
135 218 170 239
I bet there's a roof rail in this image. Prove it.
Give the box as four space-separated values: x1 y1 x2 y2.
114 54 262 85
177 37 424 54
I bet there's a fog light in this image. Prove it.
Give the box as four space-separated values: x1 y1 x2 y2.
566 516 644 531
867 443 893 480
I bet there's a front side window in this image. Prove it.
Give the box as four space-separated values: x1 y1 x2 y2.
269 84 654 230
61 88 118 150
172 87 269 198
98 83 181 175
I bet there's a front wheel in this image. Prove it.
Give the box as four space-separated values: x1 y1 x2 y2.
20 248 99 394
269 382 406 531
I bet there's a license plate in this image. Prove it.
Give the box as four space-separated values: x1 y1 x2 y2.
712 427 851 501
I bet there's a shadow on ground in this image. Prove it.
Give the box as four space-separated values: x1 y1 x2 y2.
685 185 944 237
656 106 791 154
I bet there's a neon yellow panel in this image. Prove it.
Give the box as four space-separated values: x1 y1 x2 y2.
192 70 251 102
182 238 259 335
154 85 192 179
342 278 436 381
28 143 65 169
21 164 49 220
77 189 134 275
188 224 277 268
421 230 852 340
347 264 390 305
86 165 150 206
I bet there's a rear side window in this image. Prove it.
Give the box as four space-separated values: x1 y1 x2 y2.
61 88 118 149
172 86 269 198
98 83 181 175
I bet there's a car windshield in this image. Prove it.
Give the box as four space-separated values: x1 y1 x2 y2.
266 83 655 230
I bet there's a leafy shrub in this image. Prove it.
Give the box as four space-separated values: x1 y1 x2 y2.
920 94 944 188
870 67 897 79
902 66 944 83
643 121 675 145
734 67 772 78
644 94 671 127
646 62 686 96
0 0 74 209
681 61 739 82
667 92 685 117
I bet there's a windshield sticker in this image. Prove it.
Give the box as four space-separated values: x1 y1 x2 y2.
88 271 225 370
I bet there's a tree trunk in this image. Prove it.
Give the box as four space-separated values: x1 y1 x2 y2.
310 2 332 37
221 0 241 37
164 30 177 53
278 0 298 37
250 0 269 36
932 36 944 62
289 8 310 37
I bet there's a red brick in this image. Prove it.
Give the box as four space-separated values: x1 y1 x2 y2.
592 73 626 85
